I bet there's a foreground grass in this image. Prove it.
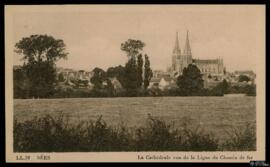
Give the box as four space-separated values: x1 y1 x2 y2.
14 113 256 152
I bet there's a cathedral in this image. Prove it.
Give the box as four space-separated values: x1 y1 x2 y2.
169 31 224 78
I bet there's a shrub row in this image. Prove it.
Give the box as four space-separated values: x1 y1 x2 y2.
16 83 256 99
14 114 256 152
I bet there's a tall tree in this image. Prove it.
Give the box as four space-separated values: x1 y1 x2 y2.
15 34 68 98
176 64 204 95
124 57 138 96
15 34 68 64
24 61 57 97
137 54 144 88
13 67 30 98
90 67 107 90
144 54 153 90
120 39 145 96
120 39 145 59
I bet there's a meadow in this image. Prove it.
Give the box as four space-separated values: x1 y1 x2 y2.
14 96 255 143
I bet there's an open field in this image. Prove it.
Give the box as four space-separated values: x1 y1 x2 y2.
14 96 256 142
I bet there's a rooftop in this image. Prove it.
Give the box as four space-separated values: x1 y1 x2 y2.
193 59 219 64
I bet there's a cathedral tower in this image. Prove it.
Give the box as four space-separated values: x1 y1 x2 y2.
172 32 181 71
182 30 193 67
170 30 225 79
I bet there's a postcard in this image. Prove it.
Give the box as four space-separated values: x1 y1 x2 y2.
5 5 266 162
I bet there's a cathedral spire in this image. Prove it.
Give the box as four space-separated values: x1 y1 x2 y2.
184 30 191 55
173 32 181 54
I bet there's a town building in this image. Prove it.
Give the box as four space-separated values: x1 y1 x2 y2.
149 75 177 90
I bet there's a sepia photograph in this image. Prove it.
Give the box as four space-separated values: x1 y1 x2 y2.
5 5 265 162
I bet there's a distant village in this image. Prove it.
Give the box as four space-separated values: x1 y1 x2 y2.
13 31 256 94
52 67 255 91
48 31 256 92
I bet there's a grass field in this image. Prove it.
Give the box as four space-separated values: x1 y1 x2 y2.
14 96 256 142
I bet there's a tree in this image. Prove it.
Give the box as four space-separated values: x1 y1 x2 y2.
221 79 229 93
120 39 145 96
58 72 65 82
90 67 107 89
15 34 68 64
176 64 204 95
104 78 114 96
106 65 126 88
211 79 229 96
15 34 68 98
120 39 151 96
238 75 250 82
137 54 144 88
124 58 138 96
245 84 256 96
24 61 57 98
120 39 145 59
144 54 153 90
13 67 30 98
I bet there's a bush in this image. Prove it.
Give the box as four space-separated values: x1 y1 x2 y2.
135 115 179 151
245 85 256 96
180 123 219 151
227 84 256 96
238 75 250 82
222 123 256 151
14 113 255 152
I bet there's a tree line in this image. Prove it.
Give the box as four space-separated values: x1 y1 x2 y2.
14 35 68 98
13 35 154 98
13 35 255 99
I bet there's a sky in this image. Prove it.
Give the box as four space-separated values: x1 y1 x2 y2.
7 5 265 72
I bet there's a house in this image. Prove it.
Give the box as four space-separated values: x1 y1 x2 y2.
109 77 123 90
149 75 176 90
